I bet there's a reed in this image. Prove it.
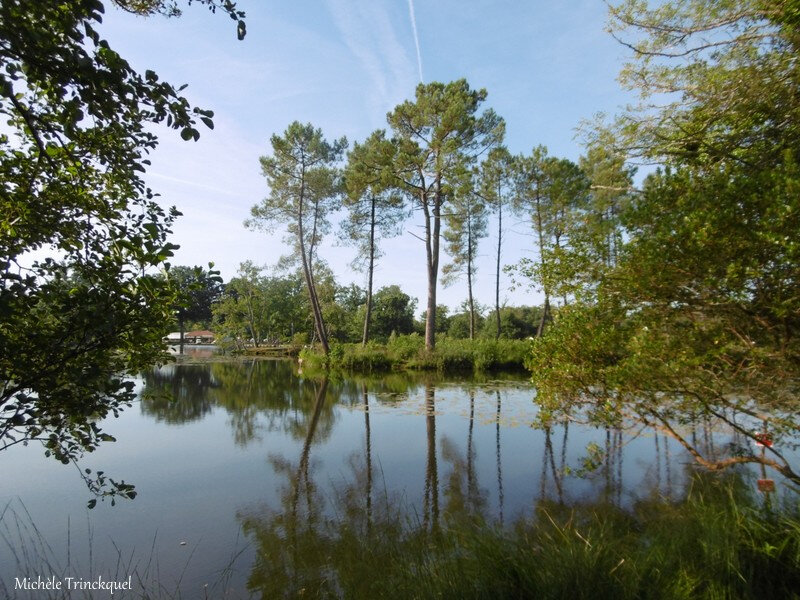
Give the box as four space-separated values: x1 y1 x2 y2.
0 499 248 599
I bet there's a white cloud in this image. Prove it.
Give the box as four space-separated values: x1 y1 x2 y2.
324 0 418 126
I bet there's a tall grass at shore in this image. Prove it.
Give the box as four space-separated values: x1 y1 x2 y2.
299 334 531 374
5 473 799 598
242 472 800 599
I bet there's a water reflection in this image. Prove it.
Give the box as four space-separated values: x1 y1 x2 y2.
423 382 439 531
138 363 793 512
140 364 218 423
133 362 795 597
142 361 341 445
495 389 504 526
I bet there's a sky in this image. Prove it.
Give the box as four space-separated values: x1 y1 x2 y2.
101 0 636 314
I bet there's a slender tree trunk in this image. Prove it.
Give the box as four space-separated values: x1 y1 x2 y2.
534 187 550 338
495 199 502 340
307 196 328 350
423 187 439 351
467 209 475 340
537 296 550 339
178 313 185 354
432 186 442 336
554 235 569 308
299 241 327 353
362 197 376 346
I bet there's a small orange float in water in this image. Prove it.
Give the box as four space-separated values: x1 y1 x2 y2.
754 432 773 447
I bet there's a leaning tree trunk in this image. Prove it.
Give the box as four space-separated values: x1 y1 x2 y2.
306 193 329 353
297 180 329 354
536 296 550 339
301 255 328 354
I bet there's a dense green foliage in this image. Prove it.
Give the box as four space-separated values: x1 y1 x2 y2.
169 264 222 334
528 0 800 482
212 262 306 348
0 0 243 497
368 285 417 340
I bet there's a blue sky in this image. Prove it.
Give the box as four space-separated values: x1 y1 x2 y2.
102 0 635 313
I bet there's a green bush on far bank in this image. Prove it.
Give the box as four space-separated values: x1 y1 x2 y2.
299 334 531 374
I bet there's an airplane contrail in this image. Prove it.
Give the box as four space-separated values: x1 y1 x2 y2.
407 0 424 83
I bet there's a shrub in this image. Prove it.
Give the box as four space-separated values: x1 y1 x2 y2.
339 343 392 373
387 332 425 361
298 347 328 370
434 339 475 372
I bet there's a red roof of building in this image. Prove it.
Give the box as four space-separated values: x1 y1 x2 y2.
184 330 215 337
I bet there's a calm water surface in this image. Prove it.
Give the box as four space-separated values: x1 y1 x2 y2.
0 359 788 598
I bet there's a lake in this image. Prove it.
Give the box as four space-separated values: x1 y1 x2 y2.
0 359 790 598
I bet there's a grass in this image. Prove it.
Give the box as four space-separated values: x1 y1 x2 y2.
299 334 532 375
0 498 249 599
241 472 800 599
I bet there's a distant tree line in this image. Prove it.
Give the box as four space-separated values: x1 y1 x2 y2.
173 262 546 348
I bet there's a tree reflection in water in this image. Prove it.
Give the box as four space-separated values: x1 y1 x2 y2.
423 382 439 532
495 389 504 526
138 363 797 597
140 364 219 424
235 383 793 599
362 383 372 533
141 360 341 445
